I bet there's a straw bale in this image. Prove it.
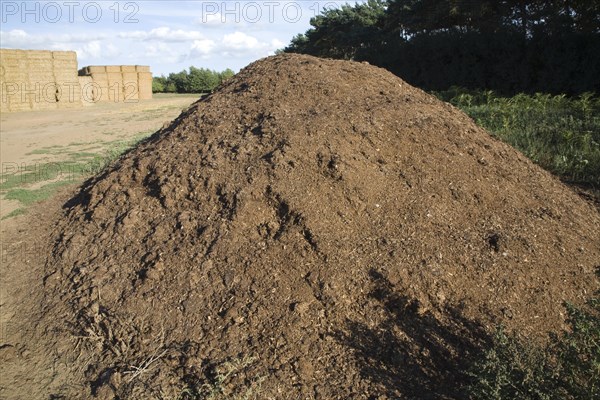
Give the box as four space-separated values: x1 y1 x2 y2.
107 72 123 82
27 71 55 81
8 100 32 112
2 59 29 72
52 60 78 71
84 66 106 74
0 49 24 58
2 72 29 82
138 83 152 99
31 100 57 110
51 51 77 61
26 50 53 60
90 73 109 84
122 72 138 83
137 72 153 82
121 65 136 72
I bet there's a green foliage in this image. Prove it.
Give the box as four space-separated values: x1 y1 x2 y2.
219 68 235 84
152 76 166 93
287 0 387 60
434 89 600 186
178 356 264 400
557 299 600 399
467 291 600 399
153 67 236 94
467 327 557 399
285 0 600 95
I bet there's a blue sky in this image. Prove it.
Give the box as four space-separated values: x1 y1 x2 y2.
1 1 361 75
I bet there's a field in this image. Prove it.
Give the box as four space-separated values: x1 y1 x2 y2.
0 93 202 221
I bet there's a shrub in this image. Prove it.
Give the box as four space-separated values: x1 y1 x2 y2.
434 89 600 186
467 289 600 399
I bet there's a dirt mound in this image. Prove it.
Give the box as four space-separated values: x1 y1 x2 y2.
42 54 599 398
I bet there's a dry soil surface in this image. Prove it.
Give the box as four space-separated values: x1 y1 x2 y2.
1 55 599 399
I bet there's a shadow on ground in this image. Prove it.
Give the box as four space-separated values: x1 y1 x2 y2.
336 270 490 399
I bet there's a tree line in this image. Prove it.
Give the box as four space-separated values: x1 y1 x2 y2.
285 0 600 95
153 67 235 93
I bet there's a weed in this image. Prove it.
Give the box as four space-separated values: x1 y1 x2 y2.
179 356 265 400
467 285 600 399
434 89 600 186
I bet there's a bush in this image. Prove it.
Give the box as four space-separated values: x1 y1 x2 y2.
467 289 600 399
434 89 600 186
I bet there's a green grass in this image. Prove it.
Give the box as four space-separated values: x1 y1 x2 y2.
1 208 26 220
1 131 154 219
26 146 65 155
434 89 600 186
4 180 74 206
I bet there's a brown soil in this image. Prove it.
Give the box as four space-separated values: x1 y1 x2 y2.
3 54 599 399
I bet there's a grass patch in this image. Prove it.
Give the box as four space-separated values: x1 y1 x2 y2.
1 208 26 220
67 151 102 160
26 147 63 156
434 89 600 186
4 180 75 206
1 130 154 219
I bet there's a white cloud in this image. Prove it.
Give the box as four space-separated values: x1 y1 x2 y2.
185 31 284 61
0 29 106 47
118 27 207 42
190 39 217 58
223 31 260 50
48 40 119 61
78 41 102 59
271 38 285 49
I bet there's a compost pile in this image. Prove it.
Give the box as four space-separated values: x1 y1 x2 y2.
43 54 600 399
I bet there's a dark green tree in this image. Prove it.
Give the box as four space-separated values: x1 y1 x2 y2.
284 0 600 94
286 0 387 60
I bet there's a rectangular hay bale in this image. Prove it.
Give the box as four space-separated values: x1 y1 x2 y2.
26 50 53 60
0 49 26 63
84 66 107 74
31 100 58 111
8 100 33 112
90 72 109 83
51 51 77 60
106 72 123 87
138 81 152 100
52 60 78 70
